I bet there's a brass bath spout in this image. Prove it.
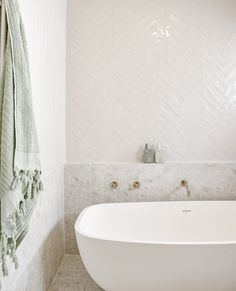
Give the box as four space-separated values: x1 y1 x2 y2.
181 179 191 197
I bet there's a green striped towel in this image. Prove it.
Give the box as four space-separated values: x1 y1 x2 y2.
0 0 43 279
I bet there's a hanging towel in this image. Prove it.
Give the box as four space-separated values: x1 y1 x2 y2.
0 0 43 279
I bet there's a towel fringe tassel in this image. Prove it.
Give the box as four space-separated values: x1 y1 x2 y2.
0 169 43 281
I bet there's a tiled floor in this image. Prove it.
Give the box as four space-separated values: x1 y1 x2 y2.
48 255 103 291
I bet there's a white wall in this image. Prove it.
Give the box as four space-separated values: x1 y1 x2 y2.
67 0 236 162
2 0 66 290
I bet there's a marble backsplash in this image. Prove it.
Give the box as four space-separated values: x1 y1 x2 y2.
65 162 236 253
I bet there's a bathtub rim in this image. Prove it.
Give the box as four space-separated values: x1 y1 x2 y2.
75 200 236 246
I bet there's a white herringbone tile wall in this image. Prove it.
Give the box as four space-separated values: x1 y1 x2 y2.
67 0 236 162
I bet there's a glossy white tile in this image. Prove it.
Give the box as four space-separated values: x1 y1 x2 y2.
67 0 236 162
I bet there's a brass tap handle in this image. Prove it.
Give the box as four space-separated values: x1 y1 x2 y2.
111 181 118 189
133 181 141 189
181 180 188 187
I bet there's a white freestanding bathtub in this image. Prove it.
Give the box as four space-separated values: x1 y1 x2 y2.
75 201 236 291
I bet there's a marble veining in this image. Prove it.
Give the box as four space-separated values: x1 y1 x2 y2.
49 255 102 291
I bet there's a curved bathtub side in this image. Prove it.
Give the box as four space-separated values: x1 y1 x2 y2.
76 231 236 291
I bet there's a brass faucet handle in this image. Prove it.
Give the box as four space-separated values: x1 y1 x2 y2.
133 181 141 189
111 181 119 189
181 180 188 187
